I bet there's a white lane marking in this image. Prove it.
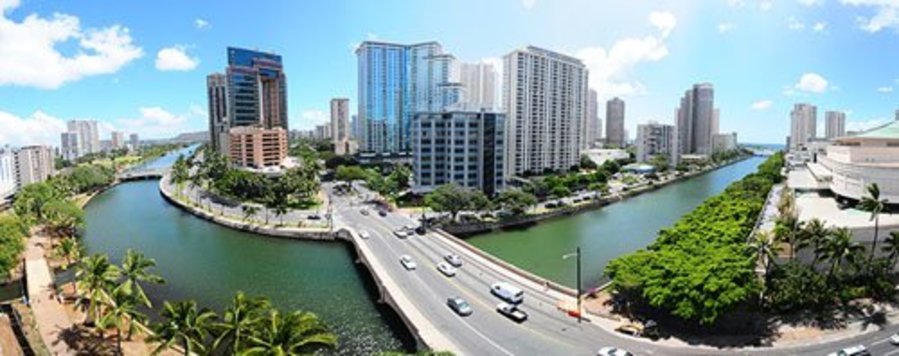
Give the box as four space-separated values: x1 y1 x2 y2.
884 348 899 356
872 338 890 346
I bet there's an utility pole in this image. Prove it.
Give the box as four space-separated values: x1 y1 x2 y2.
563 246 583 323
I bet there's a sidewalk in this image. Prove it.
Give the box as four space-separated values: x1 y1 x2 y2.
24 233 76 355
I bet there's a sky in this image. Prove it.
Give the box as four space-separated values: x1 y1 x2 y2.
1 0 899 147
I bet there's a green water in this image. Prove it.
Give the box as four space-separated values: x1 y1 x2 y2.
81 181 414 355
467 157 765 289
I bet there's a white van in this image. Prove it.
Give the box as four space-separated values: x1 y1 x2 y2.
490 282 524 304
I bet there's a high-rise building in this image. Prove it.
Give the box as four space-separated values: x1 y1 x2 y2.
825 111 846 139
412 111 505 196
15 146 54 187
635 122 676 164
458 62 497 111
585 89 599 149
712 132 738 153
66 120 100 156
226 47 288 131
676 83 716 156
129 133 140 151
503 46 588 176
111 131 125 149
356 41 462 155
790 103 817 150
605 97 626 148
895 109 899 122
207 73 229 152
350 114 359 140
0 150 15 199
314 124 332 140
331 98 351 155
228 126 288 169
60 132 79 162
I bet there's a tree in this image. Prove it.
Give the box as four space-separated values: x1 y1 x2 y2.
54 237 81 270
151 300 217 356
0 215 26 280
818 227 864 280
496 190 538 215
748 230 781 281
550 184 571 199
99 285 147 352
13 182 63 223
242 205 261 223
119 250 165 309
424 184 489 221
171 155 189 188
75 254 121 324
881 231 899 271
859 183 889 262
243 309 337 355
213 292 272 354
797 218 829 266
43 199 84 238
579 155 597 170
774 212 804 260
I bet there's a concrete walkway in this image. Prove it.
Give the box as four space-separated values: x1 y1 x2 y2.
24 233 76 355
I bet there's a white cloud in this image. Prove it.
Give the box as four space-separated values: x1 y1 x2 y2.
521 0 536 10
840 0 899 32
155 46 199 71
847 118 889 132
0 110 67 147
575 11 676 97
194 18 209 29
795 72 829 93
0 0 143 89
877 86 894 92
718 22 737 33
760 1 774 10
788 16 806 30
291 109 328 130
116 106 204 138
799 0 825 5
751 100 773 110
812 21 828 32
728 0 747 8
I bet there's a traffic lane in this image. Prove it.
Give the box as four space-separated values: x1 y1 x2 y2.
352 212 591 355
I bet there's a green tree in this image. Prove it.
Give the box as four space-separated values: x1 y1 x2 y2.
766 261 829 312
150 300 217 355
748 230 781 281
243 309 337 355
98 285 147 352
424 184 489 221
880 231 899 271
75 254 121 324
818 227 864 280
13 182 62 223
43 199 84 238
774 212 804 260
579 155 597 170
213 292 272 354
550 184 571 199
496 190 538 215
859 183 889 262
0 215 26 280
54 237 81 269
242 204 261 223
797 218 829 266
119 250 165 308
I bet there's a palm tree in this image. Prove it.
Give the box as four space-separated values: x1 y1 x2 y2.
749 230 782 280
75 254 121 324
243 309 337 355
859 183 890 262
798 218 830 266
818 227 865 280
212 292 272 354
99 285 147 352
54 237 81 270
881 231 899 272
774 212 804 260
120 249 165 308
150 300 217 356
242 205 260 223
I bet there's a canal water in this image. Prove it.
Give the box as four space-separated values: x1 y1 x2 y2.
467 156 765 290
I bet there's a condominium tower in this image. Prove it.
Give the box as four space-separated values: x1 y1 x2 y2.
207 73 229 152
503 46 588 176
331 98 351 155
111 131 125 149
635 122 676 164
790 103 817 150
60 132 79 162
0 150 15 199
585 89 599 149
605 97 625 148
65 120 100 157
458 62 497 111
15 146 54 187
825 111 846 139
676 83 717 156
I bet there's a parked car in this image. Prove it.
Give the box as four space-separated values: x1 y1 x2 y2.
444 253 463 267
307 214 322 220
393 230 410 239
596 347 633 356
359 209 369 216
378 210 388 217
615 324 642 337
891 332 899 345
399 255 416 270
446 297 472 316
496 302 528 322
436 262 457 277
414 225 426 235
491 282 523 304
827 345 870 356
403 224 416 231
358 230 370 239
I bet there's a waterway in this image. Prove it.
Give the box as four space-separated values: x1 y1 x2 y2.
467 156 766 290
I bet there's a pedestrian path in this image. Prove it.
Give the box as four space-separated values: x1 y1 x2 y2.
24 233 76 355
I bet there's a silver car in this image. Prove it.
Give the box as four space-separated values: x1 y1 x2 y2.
437 262 457 277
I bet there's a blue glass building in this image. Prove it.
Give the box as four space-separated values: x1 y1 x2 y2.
226 47 288 131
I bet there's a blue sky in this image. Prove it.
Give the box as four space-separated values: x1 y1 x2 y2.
1 0 898 146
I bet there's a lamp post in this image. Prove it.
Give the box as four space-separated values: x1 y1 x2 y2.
563 246 582 323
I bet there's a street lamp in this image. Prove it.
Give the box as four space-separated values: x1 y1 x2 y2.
562 246 582 323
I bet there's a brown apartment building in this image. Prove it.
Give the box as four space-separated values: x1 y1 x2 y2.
228 126 288 169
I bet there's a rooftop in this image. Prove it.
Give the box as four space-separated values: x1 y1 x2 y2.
842 120 899 140
796 191 899 232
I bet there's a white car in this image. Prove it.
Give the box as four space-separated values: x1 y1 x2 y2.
597 347 633 356
436 262 457 277
393 230 409 239
404 224 416 231
399 255 417 270
358 230 370 239
444 253 463 267
827 345 870 356
891 332 899 345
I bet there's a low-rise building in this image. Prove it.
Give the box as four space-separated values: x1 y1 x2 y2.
635 122 676 164
813 121 899 202
228 126 288 169
712 132 738 153
412 111 505 196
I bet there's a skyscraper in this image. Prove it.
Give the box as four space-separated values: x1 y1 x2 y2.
459 62 497 111
503 46 589 176
790 103 817 150
111 131 125 149
676 83 716 156
331 98 351 155
15 146 54 187
635 122 676 164
356 41 462 155
226 47 288 131
130 133 140 151
0 150 15 199
825 111 846 139
605 97 626 148
66 120 100 156
585 89 599 149
207 73 229 152
60 132 79 162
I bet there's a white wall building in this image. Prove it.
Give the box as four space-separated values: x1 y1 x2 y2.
15 146 55 187
790 103 817 151
635 122 676 164
0 150 16 199
825 111 846 140
67 120 100 156
813 121 899 202
60 132 80 162
585 89 599 149
605 97 625 148
712 132 738 153
458 62 497 111
503 46 588 176
331 98 352 155
111 131 125 150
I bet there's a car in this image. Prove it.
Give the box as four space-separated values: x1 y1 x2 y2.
490 282 523 304
359 209 369 216
596 347 634 356
444 253 463 267
615 324 643 337
446 297 472 316
436 262 457 277
828 345 870 356
307 214 322 220
891 332 899 345
403 224 416 231
399 255 416 270
496 302 528 322
358 230 370 239
378 210 387 217
414 225 426 235
393 230 409 239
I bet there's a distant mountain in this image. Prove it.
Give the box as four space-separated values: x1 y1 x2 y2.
142 131 209 146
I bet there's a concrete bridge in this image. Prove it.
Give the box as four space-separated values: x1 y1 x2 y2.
117 167 167 181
